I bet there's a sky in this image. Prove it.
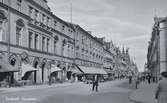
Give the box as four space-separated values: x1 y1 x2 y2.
47 0 167 72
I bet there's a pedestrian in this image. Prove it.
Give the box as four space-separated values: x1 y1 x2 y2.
92 75 95 91
135 76 140 89
48 75 52 86
92 75 99 92
129 75 132 84
148 74 151 84
155 71 167 103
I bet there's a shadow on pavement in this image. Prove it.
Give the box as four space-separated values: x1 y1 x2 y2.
117 80 136 90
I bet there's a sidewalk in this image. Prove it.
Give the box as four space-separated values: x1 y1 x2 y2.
0 81 82 94
129 82 157 103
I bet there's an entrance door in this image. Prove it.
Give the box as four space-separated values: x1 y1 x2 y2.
41 63 45 83
33 62 38 83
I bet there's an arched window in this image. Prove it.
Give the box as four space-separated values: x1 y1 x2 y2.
16 19 24 46
0 10 7 41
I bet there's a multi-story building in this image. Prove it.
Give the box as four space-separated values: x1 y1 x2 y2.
147 16 167 80
0 0 138 86
0 0 75 84
73 25 104 68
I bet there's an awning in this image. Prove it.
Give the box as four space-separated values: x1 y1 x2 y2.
67 65 83 74
104 69 114 74
51 66 61 73
21 64 37 77
0 58 19 72
78 66 107 75
71 67 83 74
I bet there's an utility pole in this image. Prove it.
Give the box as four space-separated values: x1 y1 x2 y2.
70 3 72 23
7 0 11 58
7 0 11 87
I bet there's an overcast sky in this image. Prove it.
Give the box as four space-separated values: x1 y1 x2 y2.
47 0 166 71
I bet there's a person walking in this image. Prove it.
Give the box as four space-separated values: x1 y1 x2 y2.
48 75 52 86
129 75 132 84
155 71 167 103
147 74 151 84
135 76 140 89
92 75 99 92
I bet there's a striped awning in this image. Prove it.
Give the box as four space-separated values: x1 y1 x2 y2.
78 66 107 75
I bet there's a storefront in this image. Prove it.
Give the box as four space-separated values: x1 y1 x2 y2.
21 63 37 84
76 66 107 82
0 56 19 87
50 65 62 83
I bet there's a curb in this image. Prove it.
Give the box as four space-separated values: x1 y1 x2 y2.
0 82 82 94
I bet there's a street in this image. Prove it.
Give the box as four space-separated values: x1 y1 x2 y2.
0 80 136 103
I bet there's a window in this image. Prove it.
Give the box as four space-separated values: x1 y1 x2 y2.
46 17 49 26
16 19 24 46
28 31 33 48
34 10 38 21
42 36 45 51
62 25 65 30
34 34 38 49
29 6 33 18
16 26 22 45
16 0 22 11
54 21 57 27
54 40 57 54
81 36 84 44
46 38 50 52
42 14 45 23
54 36 58 54
0 21 3 41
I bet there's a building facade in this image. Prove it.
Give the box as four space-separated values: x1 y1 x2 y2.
147 16 167 80
0 0 138 86
0 0 75 84
73 25 104 68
